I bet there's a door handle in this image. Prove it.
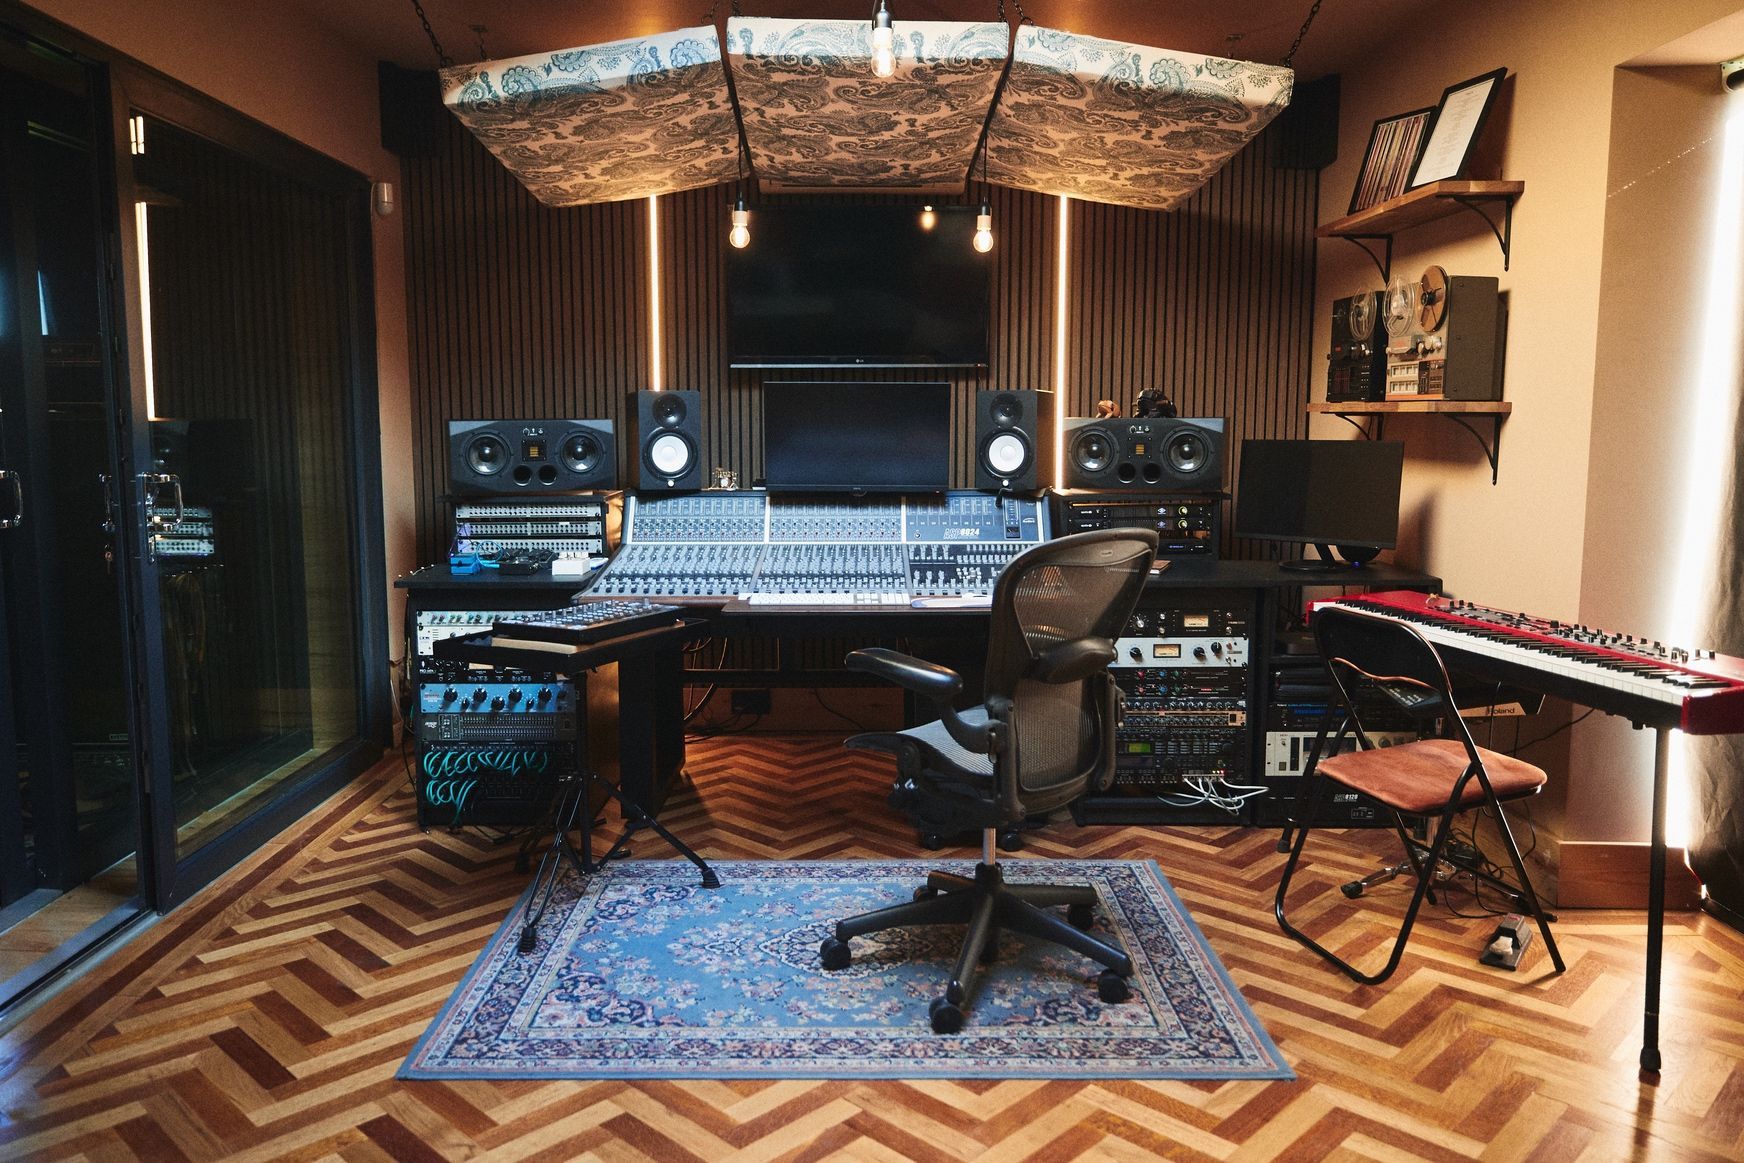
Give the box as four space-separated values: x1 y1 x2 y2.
0 468 21 530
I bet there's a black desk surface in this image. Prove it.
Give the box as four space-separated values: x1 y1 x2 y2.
395 559 1441 596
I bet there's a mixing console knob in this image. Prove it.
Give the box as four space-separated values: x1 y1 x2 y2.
1193 646 1207 660
508 688 522 704
471 687 487 705
490 696 505 711
442 687 457 704
1210 642 1222 657
1128 647 1143 662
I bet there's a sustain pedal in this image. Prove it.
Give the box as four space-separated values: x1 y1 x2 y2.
1479 914 1533 970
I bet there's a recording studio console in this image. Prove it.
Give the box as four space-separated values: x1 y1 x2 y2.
588 491 1049 601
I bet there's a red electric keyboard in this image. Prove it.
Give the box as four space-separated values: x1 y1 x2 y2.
1310 590 1744 735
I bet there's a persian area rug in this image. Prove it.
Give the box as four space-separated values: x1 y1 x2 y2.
400 859 1293 1080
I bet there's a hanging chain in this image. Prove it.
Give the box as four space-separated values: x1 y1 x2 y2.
702 1 742 22
408 0 453 69
1282 0 1323 69
994 0 1033 25
470 24 488 62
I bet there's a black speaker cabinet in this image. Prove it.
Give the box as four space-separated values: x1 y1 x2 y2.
1063 416 1224 492
447 419 616 496
974 389 1055 491
630 389 703 491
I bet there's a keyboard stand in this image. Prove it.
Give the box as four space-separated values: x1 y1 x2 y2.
431 618 721 954
516 758 720 954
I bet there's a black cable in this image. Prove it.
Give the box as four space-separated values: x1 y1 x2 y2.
811 688 879 733
1511 707 1596 754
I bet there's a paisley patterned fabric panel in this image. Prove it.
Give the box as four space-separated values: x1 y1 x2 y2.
440 26 740 206
986 26 1293 212
726 17 1009 191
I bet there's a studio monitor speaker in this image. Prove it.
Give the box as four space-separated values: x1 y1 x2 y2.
447 419 617 496
630 389 703 491
974 389 1055 491
1063 416 1225 492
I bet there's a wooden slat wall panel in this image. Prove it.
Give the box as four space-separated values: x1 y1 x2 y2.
403 120 1315 563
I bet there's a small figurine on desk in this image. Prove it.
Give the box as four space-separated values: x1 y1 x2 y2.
1133 390 1178 418
1094 399 1122 418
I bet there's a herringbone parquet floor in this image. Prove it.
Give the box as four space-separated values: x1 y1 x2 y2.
2 735 1741 1161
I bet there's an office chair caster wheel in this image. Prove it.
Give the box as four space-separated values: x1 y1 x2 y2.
1341 880 1365 899
920 833 947 851
997 829 1024 852
913 885 940 901
1067 902 1095 930
929 997 964 1034
1097 970 1131 1004
517 926 537 955
819 936 851 971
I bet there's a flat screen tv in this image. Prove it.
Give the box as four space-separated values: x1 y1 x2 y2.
763 381 951 494
726 205 991 368
1234 439 1405 572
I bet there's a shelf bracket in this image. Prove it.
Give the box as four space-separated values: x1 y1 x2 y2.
1441 412 1504 484
1445 195 1514 270
1339 234 1393 283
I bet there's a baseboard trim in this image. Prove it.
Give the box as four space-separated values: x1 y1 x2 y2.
1557 841 1703 910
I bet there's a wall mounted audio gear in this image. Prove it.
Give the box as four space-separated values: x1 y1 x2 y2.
1326 291 1386 402
973 389 1055 491
1063 416 1224 492
630 389 703 491
1382 265 1505 401
447 419 616 495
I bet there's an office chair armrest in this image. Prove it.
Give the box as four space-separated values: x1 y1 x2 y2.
846 647 963 702
1032 639 1117 684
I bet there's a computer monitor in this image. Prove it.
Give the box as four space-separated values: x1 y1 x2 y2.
1234 439 1405 572
762 381 952 494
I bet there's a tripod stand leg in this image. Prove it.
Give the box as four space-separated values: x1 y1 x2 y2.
517 777 595 954
602 780 721 889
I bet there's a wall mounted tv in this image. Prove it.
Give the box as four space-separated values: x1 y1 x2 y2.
726 204 991 368
763 380 951 494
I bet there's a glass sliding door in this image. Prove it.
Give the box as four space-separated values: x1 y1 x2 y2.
118 100 386 897
0 34 144 1006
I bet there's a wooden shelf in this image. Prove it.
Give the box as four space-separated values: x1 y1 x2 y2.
1317 180 1524 281
1307 401 1511 416
1309 400 1512 484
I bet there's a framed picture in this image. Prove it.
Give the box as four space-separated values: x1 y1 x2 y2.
1348 107 1434 214
1408 68 1508 189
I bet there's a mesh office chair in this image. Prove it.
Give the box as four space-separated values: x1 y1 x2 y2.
819 529 1158 1033
1274 605 1565 984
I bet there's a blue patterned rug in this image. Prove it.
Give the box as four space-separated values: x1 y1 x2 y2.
400 859 1292 1080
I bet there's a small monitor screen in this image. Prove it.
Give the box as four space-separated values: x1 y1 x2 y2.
1234 439 1405 571
763 381 951 493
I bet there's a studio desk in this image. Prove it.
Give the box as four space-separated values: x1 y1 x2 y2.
399 490 1440 827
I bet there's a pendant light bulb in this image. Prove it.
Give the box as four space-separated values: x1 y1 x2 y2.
919 204 936 231
729 197 751 249
973 202 994 253
871 1 896 78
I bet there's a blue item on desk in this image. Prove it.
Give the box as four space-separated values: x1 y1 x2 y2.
449 552 480 575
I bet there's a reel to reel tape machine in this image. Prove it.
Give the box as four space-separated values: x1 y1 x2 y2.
1378 265 1505 401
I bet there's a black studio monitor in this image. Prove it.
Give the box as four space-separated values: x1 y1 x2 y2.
447 419 616 496
974 389 1055 492
1064 416 1224 492
630 389 703 491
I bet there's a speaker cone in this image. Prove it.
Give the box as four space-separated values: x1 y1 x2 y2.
465 433 508 475
647 431 694 478
560 430 603 473
1166 429 1207 474
1070 428 1114 473
652 393 687 427
982 431 1030 478
989 392 1022 427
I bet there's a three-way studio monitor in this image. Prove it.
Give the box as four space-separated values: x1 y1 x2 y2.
630 389 703 491
974 389 1055 491
447 419 616 496
1064 416 1225 491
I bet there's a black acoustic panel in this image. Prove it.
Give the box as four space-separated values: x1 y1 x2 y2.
447 419 616 496
1270 74 1340 171
630 390 703 492
1063 417 1224 492
378 62 443 159
973 389 1055 492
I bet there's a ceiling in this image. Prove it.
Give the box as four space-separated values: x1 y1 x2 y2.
287 0 1422 83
